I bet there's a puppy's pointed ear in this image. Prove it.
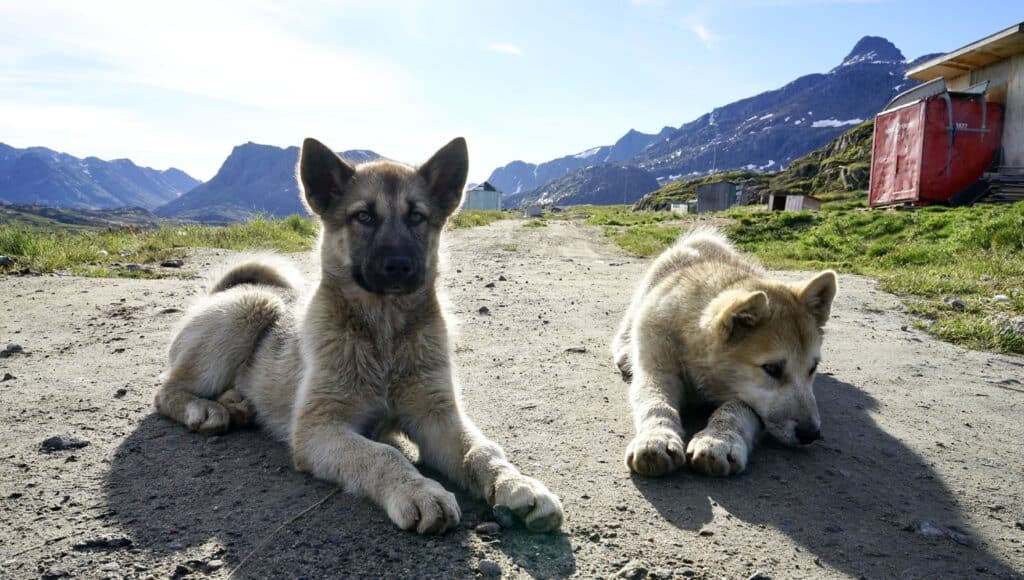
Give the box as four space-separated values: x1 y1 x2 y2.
299 138 355 216
793 270 837 327
418 137 468 217
700 289 769 339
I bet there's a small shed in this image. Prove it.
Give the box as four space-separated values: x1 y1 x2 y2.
768 194 821 212
462 181 502 211
695 181 737 213
523 205 544 218
670 203 689 215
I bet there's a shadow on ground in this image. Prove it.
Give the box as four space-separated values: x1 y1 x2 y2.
104 416 575 578
633 375 1019 579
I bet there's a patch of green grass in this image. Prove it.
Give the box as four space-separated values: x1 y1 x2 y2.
598 203 1024 354
499 244 518 252
523 219 547 228
447 210 509 229
0 215 318 277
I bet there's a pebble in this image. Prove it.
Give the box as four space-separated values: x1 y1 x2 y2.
478 559 501 577
498 275 507 281
97 250 109 257
474 522 501 535
565 346 587 354
1 373 14 381
698 527 715 536
100 563 120 571
484 282 495 288
0 343 23 358
478 306 491 316
993 294 1010 303
748 572 772 580
615 560 648 579
943 296 966 310
73 537 133 551
119 249 132 257
161 258 184 268
41 434 90 452
114 387 128 398
0 255 14 267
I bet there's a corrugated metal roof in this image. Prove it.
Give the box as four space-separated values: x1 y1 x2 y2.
908 22 1024 81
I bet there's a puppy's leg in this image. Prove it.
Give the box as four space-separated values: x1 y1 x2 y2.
399 374 563 532
687 400 762 476
154 370 232 435
611 314 634 382
291 394 460 535
626 368 686 477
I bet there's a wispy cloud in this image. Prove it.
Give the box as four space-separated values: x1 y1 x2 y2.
689 23 723 47
486 43 525 57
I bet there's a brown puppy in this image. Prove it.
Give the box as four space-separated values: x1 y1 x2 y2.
155 138 563 534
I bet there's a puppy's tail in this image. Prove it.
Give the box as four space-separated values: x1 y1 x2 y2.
208 254 303 295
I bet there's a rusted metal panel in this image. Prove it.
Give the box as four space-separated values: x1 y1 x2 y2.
870 103 925 206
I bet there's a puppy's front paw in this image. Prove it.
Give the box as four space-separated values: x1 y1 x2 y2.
625 428 686 477
492 473 564 532
686 430 748 476
385 478 461 535
185 399 230 435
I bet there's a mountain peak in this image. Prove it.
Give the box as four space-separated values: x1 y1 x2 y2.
839 36 904 67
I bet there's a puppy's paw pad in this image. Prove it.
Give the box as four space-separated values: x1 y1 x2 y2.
492 474 564 532
386 478 461 535
185 399 230 435
625 429 686 477
686 431 748 476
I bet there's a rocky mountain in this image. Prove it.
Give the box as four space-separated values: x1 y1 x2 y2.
488 36 939 200
155 142 381 223
487 127 674 195
0 143 199 210
504 163 660 208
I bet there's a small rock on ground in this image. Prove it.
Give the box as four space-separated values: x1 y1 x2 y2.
616 559 648 579
477 559 501 577
161 259 184 268
0 255 14 267
41 434 90 452
478 306 491 316
474 522 501 535
943 296 966 310
2 372 15 381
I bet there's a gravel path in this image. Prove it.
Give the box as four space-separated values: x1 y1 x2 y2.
1 220 1022 579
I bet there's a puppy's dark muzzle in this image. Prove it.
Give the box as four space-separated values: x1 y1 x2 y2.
795 425 821 445
365 255 422 294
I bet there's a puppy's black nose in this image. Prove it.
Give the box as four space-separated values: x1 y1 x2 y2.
382 256 413 276
795 425 821 445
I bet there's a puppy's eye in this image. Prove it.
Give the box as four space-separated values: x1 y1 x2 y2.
761 362 784 380
354 211 374 225
408 210 426 225
809 360 819 376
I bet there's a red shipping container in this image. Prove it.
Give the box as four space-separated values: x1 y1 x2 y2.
869 95 1003 207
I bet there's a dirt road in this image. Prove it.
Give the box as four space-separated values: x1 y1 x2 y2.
1 220 1022 579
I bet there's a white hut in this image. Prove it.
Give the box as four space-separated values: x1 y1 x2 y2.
462 182 502 211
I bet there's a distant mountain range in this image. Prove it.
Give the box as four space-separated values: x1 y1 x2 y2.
154 143 381 223
0 143 198 210
504 163 660 208
488 127 674 195
487 36 940 204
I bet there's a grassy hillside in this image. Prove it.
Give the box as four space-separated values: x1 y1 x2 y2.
635 120 874 211
0 215 317 277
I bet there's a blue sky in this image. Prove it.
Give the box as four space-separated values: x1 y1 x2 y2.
0 1 1019 183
